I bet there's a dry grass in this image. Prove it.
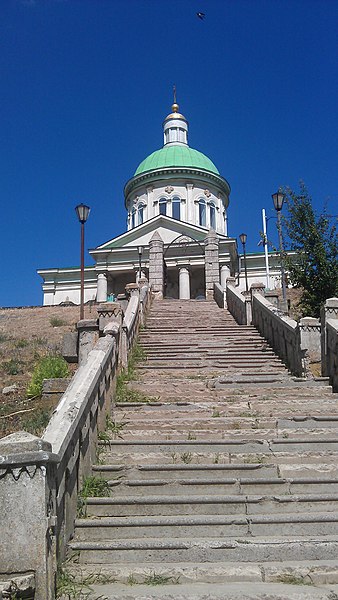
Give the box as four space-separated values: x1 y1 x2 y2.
0 304 97 439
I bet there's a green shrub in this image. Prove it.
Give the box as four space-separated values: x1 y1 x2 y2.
3 359 22 375
27 355 69 398
50 316 66 327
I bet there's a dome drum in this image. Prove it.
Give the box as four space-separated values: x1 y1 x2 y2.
124 102 231 236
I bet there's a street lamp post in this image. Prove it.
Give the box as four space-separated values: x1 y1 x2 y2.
239 233 249 293
75 203 91 320
262 208 270 289
271 190 287 307
137 246 143 282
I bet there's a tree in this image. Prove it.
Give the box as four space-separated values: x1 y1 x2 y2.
283 183 338 317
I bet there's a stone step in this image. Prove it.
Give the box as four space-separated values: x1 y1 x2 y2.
100 447 338 468
66 559 338 586
110 415 338 432
103 430 338 443
93 462 338 481
104 478 338 497
66 581 338 600
142 352 277 359
84 493 338 518
74 512 338 541
140 363 285 371
69 535 338 564
99 438 338 455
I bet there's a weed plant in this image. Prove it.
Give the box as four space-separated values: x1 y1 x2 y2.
143 572 180 585
56 567 115 599
77 475 110 517
22 408 51 436
115 342 155 403
14 338 29 348
276 574 311 586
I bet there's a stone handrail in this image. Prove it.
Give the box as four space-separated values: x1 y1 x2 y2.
251 293 303 377
0 283 151 599
213 282 225 308
326 320 338 392
225 279 251 325
321 298 338 392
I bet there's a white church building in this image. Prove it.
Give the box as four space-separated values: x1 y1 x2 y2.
38 101 284 305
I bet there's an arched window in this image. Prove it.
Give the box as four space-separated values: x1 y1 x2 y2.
198 199 206 227
159 197 167 216
138 203 145 225
131 209 136 229
172 196 181 220
210 202 216 230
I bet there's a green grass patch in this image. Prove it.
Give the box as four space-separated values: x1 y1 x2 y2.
27 354 69 398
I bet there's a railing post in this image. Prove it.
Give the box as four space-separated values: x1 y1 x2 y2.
299 317 321 363
0 432 59 600
250 283 265 326
204 230 219 301
77 319 99 366
149 231 164 299
321 297 338 378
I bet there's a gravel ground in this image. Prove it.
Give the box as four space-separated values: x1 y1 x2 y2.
0 304 98 438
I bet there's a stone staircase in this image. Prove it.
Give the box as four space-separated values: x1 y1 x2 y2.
67 300 338 599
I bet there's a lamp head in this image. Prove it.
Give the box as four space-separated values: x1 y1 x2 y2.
272 190 285 212
239 233 247 245
75 203 91 224
137 245 143 256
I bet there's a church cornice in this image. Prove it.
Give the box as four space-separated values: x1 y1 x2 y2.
124 167 230 204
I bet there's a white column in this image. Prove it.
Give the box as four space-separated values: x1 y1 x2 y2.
146 186 154 219
179 267 190 299
185 184 194 224
96 273 107 303
220 265 230 288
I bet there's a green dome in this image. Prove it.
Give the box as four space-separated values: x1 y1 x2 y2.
134 146 219 176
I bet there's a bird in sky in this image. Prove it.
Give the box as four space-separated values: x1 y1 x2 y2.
197 12 205 20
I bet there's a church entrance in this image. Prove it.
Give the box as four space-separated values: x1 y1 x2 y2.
163 236 205 300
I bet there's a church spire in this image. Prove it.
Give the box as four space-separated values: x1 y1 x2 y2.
163 88 188 147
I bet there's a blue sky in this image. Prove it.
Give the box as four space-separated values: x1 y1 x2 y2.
1 0 337 306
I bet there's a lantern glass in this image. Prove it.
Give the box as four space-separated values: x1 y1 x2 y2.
239 233 247 245
137 245 143 255
272 191 285 212
75 203 91 223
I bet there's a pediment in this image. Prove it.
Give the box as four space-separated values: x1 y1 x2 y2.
92 215 227 251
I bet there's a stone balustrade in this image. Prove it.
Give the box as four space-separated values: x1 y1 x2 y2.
251 292 304 377
224 280 324 379
0 283 151 599
225 278 251 325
